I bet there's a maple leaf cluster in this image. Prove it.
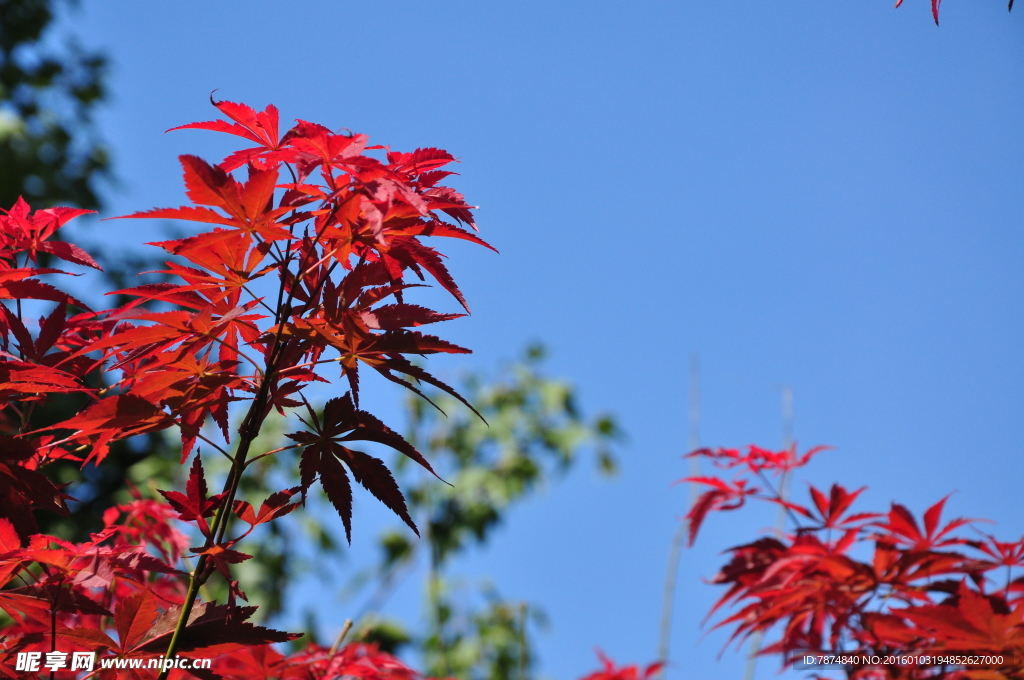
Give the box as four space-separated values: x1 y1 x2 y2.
0 100 502 677
0 485 445 679
577 650 661 680
59 99 491 507
684 445 1024 680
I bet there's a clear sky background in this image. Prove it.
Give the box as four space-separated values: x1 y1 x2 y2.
46 2 1024 679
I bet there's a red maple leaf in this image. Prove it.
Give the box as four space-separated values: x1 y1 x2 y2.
287 394 433 541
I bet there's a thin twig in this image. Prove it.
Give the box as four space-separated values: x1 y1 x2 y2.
329 619 354 656
656 353 701 680
242 284 279 315
243 443 300 469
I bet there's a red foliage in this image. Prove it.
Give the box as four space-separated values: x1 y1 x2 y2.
577 650 661 680
0 100 498 677
684 445 1024 679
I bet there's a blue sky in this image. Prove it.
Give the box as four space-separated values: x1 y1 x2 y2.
50 2 1024 679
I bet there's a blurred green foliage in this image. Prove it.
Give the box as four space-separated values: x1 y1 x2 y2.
0 0 109 210
350 344 621 680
